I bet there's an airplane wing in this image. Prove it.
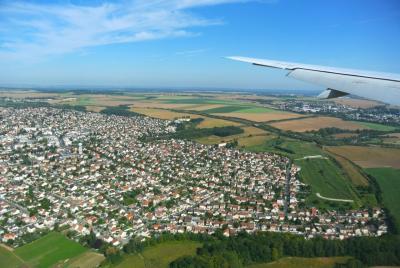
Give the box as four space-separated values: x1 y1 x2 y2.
227 56 400 106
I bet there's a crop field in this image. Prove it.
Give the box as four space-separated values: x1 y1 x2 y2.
214 111 306 122
237 134 275 148
0 245 25 268
130 107 240 128
14 232 87 268
296 158 360 205
196 126 268 145
326 152 369 186
131 107 202 120
248 256 350 268
326 146 400 168
115 241 201 268
350 121 397 131
65 251 105 268
365 168 400 231
333 98 380 108
270 116 369 132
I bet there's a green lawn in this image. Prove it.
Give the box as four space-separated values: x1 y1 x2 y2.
15 232 87 268
0 246 25 268
350 121 397 131
247 256 350 268
365 167 400 231
296 158 361 208
115 241 202 268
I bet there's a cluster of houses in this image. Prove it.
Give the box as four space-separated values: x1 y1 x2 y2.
0 106 388 248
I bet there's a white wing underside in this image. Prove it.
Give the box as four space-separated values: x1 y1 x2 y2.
227 56 400 106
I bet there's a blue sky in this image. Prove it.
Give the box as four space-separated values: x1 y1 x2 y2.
0 0 399 90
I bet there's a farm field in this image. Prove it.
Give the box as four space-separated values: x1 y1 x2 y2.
365 168 400 231
270 117 369 132
214 111 305 122
196 126 268 145
350 121 397 131
115 240 201 268
326 146 400 168
247 256 350 268
130 107 241 128
0 245 25 268
326 151 369 186
296 158 360 206
65 251 105 268
14 232 87 268
131 107 202 120
333 98 380 108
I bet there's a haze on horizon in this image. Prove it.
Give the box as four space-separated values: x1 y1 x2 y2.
0 0 399 90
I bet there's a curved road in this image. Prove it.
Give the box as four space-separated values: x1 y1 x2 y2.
316 193 354 203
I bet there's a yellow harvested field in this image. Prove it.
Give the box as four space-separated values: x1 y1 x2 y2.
215 112 305 122
65 251 105 268
270 116 367 132
196 126 268 145
85 106 105 112
131 107 240 128
130 101 196 109
131 108 202 120
333 98 380 108
326 146 400 168
238 134 274 148
196 118 241 128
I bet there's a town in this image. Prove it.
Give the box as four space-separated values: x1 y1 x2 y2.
0 106 388 249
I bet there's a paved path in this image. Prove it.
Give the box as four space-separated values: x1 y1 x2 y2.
316 193 354 203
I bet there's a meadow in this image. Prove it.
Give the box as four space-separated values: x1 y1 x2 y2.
14 232 87 268
296 158 361 206
115 240 201 268
365 168 400 231
0 245 25 268
247 256 350 268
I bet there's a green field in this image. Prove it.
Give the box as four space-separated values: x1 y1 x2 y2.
350 121 397 131
297 158 360 206
365 167 400 231
115 240 201 268
247 256 350 268
203 105 249 113
0 246 25 268
14 232 87 268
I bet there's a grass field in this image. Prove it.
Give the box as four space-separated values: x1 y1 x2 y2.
296 158 360 204
365 168 400 231
65 251 105 268
350 121 397 131
14 232 87 268
215 111 305 122
247 256 350 268
326 151 369 186
115 241 201 268
270 117 369 132
0 245 25 268
326 146 400 168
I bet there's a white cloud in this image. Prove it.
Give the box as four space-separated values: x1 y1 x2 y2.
0 0 252 60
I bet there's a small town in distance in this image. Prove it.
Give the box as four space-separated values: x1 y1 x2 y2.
0 91 399 267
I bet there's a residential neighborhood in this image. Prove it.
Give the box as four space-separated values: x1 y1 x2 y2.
0 107 388 249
